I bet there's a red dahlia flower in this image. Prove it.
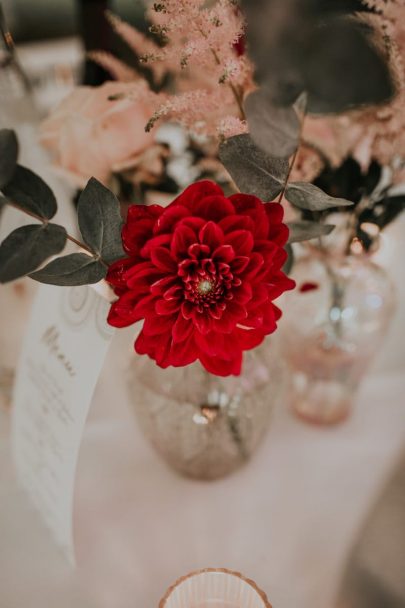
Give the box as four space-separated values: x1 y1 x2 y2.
106 181 295 376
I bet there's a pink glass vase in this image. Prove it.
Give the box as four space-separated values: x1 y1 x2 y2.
280 252 396 425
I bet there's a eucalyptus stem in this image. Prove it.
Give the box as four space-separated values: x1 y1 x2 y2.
7 200 97 257
277 103 307 203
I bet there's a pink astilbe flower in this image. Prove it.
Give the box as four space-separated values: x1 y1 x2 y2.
217 116 248 139
92 0 253 139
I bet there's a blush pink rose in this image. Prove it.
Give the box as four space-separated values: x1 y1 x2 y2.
40 81 155 187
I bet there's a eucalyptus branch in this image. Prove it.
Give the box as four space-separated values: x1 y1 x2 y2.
277 102 307 203
6 200 99 259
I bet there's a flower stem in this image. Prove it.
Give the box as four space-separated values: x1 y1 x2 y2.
6 200 96 256
277 101 307 203
209 45 246 121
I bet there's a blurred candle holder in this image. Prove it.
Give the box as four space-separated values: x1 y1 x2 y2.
280 250 396 425
159 569 272 608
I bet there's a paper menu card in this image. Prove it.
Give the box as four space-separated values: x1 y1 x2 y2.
11 283 114 564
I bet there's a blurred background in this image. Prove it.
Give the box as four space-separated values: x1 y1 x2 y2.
1 2 405 608
1 0 146 114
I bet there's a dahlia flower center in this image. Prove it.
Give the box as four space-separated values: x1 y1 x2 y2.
197 279 214 295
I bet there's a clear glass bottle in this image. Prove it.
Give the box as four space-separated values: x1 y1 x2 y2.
128 345 284 480
280 251 396 425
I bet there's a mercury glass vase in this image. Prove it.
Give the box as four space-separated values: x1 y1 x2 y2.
280 251 396 425
128 345 283 480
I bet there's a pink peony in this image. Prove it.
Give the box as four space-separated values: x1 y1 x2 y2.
40 81 155 187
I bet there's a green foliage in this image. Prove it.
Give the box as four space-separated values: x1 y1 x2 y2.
0 130 18 189
3 165 57 220
219 133 288 200
287 220 334 243
0 224 67 283
77 177 124 264
30 253 107 286
244 90 300 158
286 182 353 211
0 131 126 286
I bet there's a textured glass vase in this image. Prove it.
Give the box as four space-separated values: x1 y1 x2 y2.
128 346 283 480
280 252 396 425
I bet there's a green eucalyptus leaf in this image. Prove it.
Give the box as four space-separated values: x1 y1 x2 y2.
30 252 106 286
286 182 354 211
2 165 57 219
0 223 67 283
245 90 300 158
77 177 124 264
288 220 334 243
219 134 288 200
0 129 18 188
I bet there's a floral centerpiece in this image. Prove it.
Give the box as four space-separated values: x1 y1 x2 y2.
0 0 401 474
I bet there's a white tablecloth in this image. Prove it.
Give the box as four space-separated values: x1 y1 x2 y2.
1 321 404 608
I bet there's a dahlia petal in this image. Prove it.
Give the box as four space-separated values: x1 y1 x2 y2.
150 276 178 296
225 301 248 322
168 333 198 367
133 293 158 318
241 252 264 280
127 204 162 223
135 330 172 368
142 313 177 336
155 297 181 316
126 266 163 290
171 225 198 259
154 205 190 234
199 351 242 376
181 301 194 320
172 180 224 210
172 313 193 342
163 284 183 301
262 305 278 333
219 215 254 234
272 304 283 320
199 221 224 249
269 224 289 246
212 245 235 263
122 219 155 254
229 193 262 212
188 243 210 259
212 312 238 334
107 297 139 328
231 256 250 274
224 230 254 255
193 195 236 222
106 257 134 289
150 247 178 272
232 282 253 305
140 234 172 258
264 201 284 224
248 284 269 309
208 304 223 320
178 216 206 233
107 288 149 328
192 310 213 335
230 194 269 239
234 327 265 351
243 312 264 329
